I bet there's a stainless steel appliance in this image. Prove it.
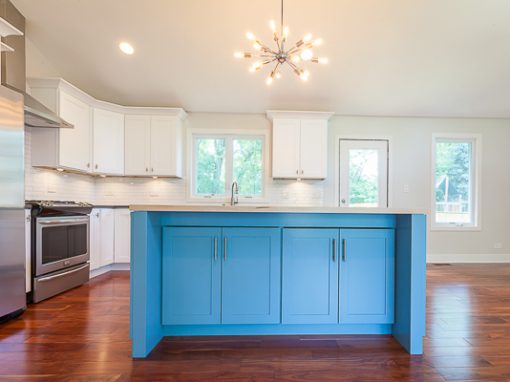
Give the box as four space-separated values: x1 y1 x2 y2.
0 84 26 321
30 201 92 303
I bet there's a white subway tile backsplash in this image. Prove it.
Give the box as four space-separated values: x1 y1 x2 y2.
25 128 324 206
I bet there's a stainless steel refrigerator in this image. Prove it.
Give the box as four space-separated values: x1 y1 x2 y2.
0 85 26 320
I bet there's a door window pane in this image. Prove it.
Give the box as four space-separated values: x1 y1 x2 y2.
434 140 473 225
195 138 226 195
233 139 263 195
349 149 379 207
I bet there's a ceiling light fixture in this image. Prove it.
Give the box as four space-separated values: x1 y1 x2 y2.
119 41 134 55
234 0 327 85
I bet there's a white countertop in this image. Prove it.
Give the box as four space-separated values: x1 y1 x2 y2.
129 205 428 214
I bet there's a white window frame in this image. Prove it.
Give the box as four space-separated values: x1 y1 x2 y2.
431 133 481 231
188 129 268 203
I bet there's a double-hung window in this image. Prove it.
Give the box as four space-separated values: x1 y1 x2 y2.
432 134 480 229
192 134 265 200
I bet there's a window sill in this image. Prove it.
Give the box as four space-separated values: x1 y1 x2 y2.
430 224 481 232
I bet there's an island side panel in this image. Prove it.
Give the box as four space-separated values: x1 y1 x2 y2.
131 211 163 358
393 214 427 354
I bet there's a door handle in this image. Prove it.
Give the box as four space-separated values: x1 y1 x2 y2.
342 239 346 262
213 237 217 261
332 238 336 262
37 264 89 282
223 237 227 261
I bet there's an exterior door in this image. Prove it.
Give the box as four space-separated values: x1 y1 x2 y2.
339 139 388 208
339 229 395 323
162 227 221 325
282 228 339 324
221 228 281 324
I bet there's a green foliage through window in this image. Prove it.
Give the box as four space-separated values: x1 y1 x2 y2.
194 136 263 197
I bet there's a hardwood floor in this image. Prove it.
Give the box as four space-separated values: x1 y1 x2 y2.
1 265 510 381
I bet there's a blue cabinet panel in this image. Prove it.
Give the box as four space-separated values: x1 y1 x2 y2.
339 229 395 324
282 228 339 324
162 227 221 325
222 228 281 324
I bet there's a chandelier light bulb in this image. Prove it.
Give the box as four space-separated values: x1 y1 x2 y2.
266 76 273 86
303 33 313 42
253 42 262 51
299 70 310 81
283 26 289 38
275 72 281 79
269 20 277 32
313 38 323 46
318 57 328 64
291 55 301 63
300 49 313 61
234 51 244 58
246 31 256 41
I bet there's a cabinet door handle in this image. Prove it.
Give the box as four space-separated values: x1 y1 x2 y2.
213 238 217 261
86 162 90 168
223 237 227 261
342 239 346 262
301 170 304 175
296 169 298 175
332 238 336 262
151 168 154 172
95 164 98 170
145 167 148 172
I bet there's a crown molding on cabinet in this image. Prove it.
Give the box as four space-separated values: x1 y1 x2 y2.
266 110 334 121
27 77 187 119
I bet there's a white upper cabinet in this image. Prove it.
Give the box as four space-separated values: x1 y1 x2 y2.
125 115 150 176
58 91 91 172
125 114 184 177
272 119 301 178
299 119 328 179
268 111 333 180
29 79 93 173
93 108 124 175
28 78 186 178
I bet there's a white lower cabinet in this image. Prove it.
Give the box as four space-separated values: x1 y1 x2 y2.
90 208 131 273
114 209 131 263
89 208 115 271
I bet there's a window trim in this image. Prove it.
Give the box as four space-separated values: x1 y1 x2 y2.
431 133 482 231
187 129 268 203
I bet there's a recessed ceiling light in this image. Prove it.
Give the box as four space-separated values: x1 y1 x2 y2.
119 42 134 55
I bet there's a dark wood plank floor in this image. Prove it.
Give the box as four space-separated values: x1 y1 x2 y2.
1 265 510 381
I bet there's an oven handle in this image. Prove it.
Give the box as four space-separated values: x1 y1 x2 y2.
37 264 89 282
38 219 89 225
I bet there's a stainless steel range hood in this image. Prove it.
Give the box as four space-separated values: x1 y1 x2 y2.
20 87 73 129
0 0 73 129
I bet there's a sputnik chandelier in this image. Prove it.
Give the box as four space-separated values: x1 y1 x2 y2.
234 0 328 85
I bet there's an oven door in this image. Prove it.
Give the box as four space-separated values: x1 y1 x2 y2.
35 215 89 276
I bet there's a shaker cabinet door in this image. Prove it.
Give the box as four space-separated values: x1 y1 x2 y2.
162 227 221 325
221 228 281 324
339 229 395 324
282 228 339 324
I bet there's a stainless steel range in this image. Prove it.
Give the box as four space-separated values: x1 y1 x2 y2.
30 201 93 303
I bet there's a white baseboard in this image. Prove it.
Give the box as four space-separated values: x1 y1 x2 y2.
427 253 510 264
90 263 130 279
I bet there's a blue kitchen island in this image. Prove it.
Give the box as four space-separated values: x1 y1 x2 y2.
129 206 427 358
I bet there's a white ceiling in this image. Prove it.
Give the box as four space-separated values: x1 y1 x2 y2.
12 0 510 117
